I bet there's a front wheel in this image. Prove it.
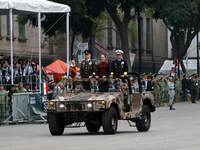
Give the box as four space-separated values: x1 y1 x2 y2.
85 121 101 133
102 107 118 134
48 113 64 135
136 105 151 132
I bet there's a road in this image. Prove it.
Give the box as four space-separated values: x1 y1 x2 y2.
0 101 200 150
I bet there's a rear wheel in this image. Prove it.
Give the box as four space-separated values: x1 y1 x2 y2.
48 113 64 135
136 105 151 132
85 121 101 133
102 107 118 134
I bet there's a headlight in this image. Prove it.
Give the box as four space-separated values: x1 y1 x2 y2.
87 103 92 110
59 104 65 110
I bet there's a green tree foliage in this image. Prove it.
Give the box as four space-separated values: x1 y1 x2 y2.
84 0 148 71
146 0 200 73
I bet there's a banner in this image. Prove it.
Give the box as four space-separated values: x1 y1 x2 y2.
94 43 108 64
129 53 136 67
73 38 80 55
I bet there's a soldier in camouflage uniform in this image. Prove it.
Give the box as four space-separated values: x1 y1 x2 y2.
158 75 165 106
0 84 8 124
151 75 162 107
174 76 181 102
196 74 200 99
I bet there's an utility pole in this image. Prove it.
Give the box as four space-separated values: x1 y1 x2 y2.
197 32 199 75
137 6 142 74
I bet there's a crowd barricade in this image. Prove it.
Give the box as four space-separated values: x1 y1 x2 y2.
0 74 48 92
0 94 7 124
10 92 47 124
29 92 47 122
12 93 29 123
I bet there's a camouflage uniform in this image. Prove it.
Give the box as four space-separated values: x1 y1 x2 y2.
0 90 8 121
174 78 181 102
158 75 165 106
151 76 162 107
15 87 28 93
196 76 200 99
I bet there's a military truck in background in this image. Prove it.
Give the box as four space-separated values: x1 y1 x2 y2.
47 72 155 135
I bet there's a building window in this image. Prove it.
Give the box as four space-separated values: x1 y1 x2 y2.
140 17 143 49
19 24 25 38
146 18 150 49
116 27 120 48
107 20 112 47
7 15 10 37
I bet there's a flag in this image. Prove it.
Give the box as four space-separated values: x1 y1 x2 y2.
173 54 178 73
41 83 48 95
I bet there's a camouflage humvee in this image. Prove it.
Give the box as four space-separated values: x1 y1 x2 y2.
47 72 155 135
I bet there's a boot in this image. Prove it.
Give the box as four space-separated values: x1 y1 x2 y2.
169 105 176 110
167 102 169 107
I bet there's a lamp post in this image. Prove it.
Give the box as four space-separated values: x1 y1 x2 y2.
197 32 199 75
137 6 142 74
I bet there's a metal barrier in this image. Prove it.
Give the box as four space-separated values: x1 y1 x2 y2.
12 93 29 123
0 74 47 92
11 92 47 124
0 94 7 124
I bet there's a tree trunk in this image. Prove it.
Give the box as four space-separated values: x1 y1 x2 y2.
119 24 131 72
179 58 187 74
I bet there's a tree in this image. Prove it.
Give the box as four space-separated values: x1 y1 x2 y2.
17 0 94 56
145 0 200 73
84 0 148 71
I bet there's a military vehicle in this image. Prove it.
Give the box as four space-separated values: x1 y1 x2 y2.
47 72 155 135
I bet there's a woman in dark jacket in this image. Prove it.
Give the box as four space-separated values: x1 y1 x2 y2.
96 54 110 92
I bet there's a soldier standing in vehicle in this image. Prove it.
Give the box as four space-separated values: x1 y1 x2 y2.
79 50 97 90
168 77 176 110
174 76 181 102
110 50 128 79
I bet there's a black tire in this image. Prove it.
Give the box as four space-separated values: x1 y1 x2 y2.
136 105 151 132
85 121 101 133
48 113 64 135
102 107 118 134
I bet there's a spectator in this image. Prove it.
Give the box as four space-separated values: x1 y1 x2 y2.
32 65 37 90
182 75 189 101
24 62 33 83
48 80 55 91
8 84 16 121
15 82 28 93
0 64 2 84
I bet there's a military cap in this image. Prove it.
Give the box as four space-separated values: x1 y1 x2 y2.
160 72 163 75
183 75 186 77
55 78 60 83
108 82 113 84
84 50 92 55
169 77 173 80
76 82 81 85
0 84 3 86
25 83 30 86
195 73 199 76
115 50 124 55
19 82 23 84
10 84 16 88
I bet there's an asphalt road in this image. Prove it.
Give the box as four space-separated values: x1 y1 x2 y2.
1 101 200 150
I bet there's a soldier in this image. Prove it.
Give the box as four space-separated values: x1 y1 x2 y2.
168 77 176 110
189 74 197 103
0 84 8 124
15 82 28 93
110 50 128 78
196 74 200 99
165 75 170 106
79 50 97 90
151 75 162 107
174 76 181 102
158 75 165 106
